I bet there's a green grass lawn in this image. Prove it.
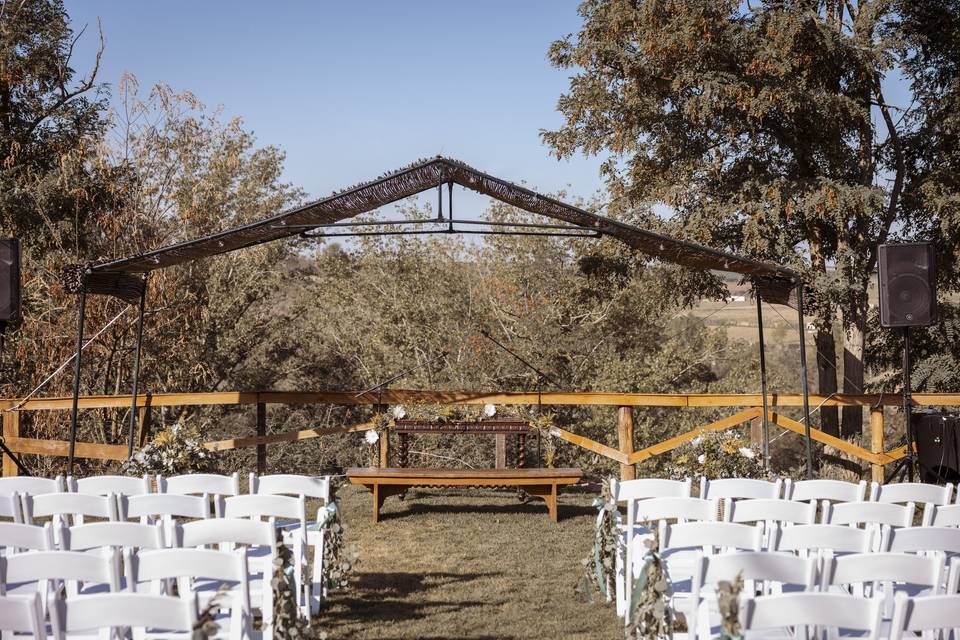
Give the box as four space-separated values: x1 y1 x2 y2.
321 483 624 639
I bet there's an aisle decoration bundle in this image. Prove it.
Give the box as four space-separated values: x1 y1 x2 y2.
122 419 218 475
664 429 766 480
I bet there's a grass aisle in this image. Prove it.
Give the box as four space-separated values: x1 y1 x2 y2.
323 484 624 639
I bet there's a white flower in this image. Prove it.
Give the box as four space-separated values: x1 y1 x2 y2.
364 429 380 444
691 436 702 447
739 447 756 459
483 403 497 417
392 405 407 419
697 454 706 464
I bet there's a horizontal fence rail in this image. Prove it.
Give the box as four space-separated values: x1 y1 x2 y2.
2 389 953 480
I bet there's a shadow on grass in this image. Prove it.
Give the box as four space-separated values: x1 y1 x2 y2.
377 499 596 521
324 571 497 627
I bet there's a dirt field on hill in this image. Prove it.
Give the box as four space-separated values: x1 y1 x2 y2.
321 483 623 640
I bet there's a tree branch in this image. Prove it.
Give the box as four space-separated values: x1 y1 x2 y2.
870 76 906 271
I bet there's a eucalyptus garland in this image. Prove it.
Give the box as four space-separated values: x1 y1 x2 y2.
626 527 673 640
716 573 744 640
577 480 619 603
318 480 354 591
271 529 327 640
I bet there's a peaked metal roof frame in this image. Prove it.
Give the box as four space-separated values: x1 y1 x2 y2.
61 156 813 479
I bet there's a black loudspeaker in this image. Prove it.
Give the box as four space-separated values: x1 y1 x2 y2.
0 238 20 325
913 413 960 483
878 242 937 327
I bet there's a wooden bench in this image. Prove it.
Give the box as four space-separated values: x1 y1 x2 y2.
346 467 583 524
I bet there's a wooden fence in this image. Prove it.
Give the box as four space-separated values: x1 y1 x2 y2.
2 389 954 482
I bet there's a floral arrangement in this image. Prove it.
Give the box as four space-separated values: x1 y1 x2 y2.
363 412 391 467
389 402 502 422
665 429 767 481
627 526 673 639
577 479 620 603
122 419 217 476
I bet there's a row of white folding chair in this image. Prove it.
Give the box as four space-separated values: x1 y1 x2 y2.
0 591 202 640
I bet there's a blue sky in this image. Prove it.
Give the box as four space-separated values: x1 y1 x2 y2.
64 1 607 210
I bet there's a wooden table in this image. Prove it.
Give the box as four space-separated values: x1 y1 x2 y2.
346 467 583 524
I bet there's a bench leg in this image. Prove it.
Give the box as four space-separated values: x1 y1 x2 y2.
371 483 406 523
525 483 560 524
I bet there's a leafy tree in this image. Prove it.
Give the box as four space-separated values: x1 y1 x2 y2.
543 0 960 437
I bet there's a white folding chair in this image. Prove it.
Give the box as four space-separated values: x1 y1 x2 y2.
700 477 783 501
0 492 23 523
122 493 210 543
826 501 915 551
176 519 277 633
1 549 123 613
25 492 119 528
49 591 198 640
889 527 960 556
69 474 151 497
129 548 249 640
159 473 239 518
890 592 960 640
770 523 876 557
688 551 818 639
616 497 719 616
613 477 693 502
0 593 47 639
930 504 960 528
723 498 816 546
740 592 883 640
786 479 868 504
874 483 953 527
222 494 309 617
248 473 331 613
0 476 65 497
0 521 55 555
822 552 947 620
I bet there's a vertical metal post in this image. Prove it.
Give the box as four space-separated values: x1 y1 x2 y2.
126 283 147 458
796 284 814 479
756 291 770 466
67 287 87 476
902 326 914 482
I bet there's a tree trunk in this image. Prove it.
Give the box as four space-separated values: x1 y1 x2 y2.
841 293 869 438
815 326 840 436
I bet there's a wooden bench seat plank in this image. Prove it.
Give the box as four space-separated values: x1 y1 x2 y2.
346 467 583 523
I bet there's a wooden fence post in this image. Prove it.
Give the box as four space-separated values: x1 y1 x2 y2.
379 429 390 468
2 409 20 477
870 408 884 485
617 406 636 481
256 399 266 475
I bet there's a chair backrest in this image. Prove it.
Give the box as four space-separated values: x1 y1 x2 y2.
0 521 54 553
222 494 306 526
49 591 198 637
2 549 122 596
249 473 331 501
69 474 151 496
697 551 818 591
176 518 276 551
26 492 119 526
130 547 250 617
700 477 782 500
159 473 240 497
740 593 882 640
0 593 46 638
786 478 867 503
614 477 692 502
826 500 915 528
660 521 764 553
771 523 875 555
890 593 960 640
930 504 960 528
0 491 23 523
63 521 165 552
822 552 946 593
724 498 817 525
628 497 718 524
889 526 960 555
873 482 954 506
122 493 210 522
0 476 64 496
